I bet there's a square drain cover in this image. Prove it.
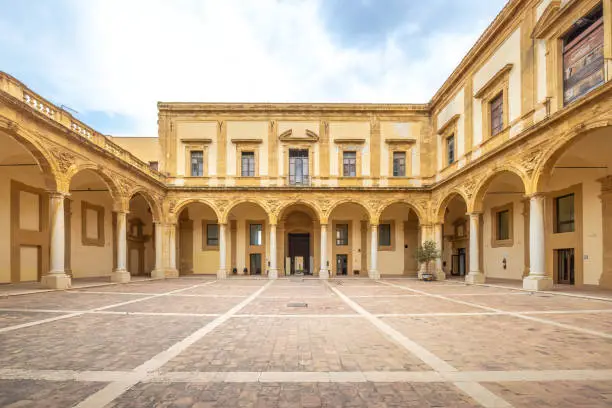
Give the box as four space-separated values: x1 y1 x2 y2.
287 302 308 308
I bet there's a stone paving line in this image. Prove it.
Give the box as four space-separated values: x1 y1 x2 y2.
0 280 219 334
1 367 612 384
325 281 513 408
73 280 275 408
379 281 612 340
73 291 248 298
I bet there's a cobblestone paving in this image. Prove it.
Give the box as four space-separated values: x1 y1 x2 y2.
0 277 611 407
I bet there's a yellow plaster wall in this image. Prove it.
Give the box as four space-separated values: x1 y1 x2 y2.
176 121 217 177
0 167 47 283
378 206 413 275
436 88 465 169
110 137 160 165
329 122 370 177
69 191 114 278
186 204 219 275
127 197 155 274
380 122 421 178
473 27 522 146
226 121 268 177
482 195 526 280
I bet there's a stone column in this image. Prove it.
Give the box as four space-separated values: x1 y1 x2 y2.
268 224 278 279
41 192 71 289
217 223 228 279
465 212 485 284
167 223 179 277
369 224 380 279
112 211 131 283
319 223 329 279
151 222 165 279
434 223 446 281
523 194 554 290
418 224 431 279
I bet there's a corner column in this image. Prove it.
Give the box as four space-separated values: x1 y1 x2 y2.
41 192 71 289
268 224 278 279
523 194 553 290
465 212 485 284
112 210 131 283
165 222 179 277
369 224 380 279
319 223 329 279
217 223 228 279
434 223 446 281
151 222 165 279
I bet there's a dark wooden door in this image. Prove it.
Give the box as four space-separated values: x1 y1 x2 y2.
288 233 310 274
336 254 348 276
557 248 575 285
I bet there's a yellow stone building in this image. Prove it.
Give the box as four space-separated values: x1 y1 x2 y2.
1 0 612 291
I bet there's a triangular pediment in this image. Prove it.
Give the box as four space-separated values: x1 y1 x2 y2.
532 1 561 39
278 129 319 143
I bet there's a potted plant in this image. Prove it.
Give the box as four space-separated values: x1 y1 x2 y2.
416 240 441 281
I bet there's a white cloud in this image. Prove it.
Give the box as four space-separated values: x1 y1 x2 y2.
30 0 491 135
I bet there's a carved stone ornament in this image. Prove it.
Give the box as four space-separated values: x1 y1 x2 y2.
520 149 544 176
50 148 76 173
266 200 281 215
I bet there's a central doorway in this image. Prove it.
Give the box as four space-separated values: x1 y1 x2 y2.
288 233 310 274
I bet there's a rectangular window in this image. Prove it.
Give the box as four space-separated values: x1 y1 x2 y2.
392 152 406 177
446 135 455 165
343 151 357 177
206 224 219 247
496 210 510 241
190 150 204 177
241 151 255 177
249 224 263 246
289 149 309 185
556 194 575 233
490 93 504 136
563 4 604 105
336 224 349 246
379 224 391 247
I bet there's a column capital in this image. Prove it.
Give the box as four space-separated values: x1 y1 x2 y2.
47 191 69 199
525 192 547 201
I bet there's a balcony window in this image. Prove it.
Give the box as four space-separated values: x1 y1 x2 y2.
241 151 255 177
250 224 263 246
446 135 455 165
190 151 203 177
392 152 406 177
289 149 309 185
343 151 357 177
336 224 349 246
206 224 219 247
555 194 575 233
379 224 391 247
496 210 510 241
490 93 504 136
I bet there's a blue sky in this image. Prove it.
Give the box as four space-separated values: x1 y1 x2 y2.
0 0 507 136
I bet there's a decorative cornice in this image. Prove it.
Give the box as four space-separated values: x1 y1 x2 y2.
334 138 366 144
231 138 263 144
157 102 430 114
278 129 319 143
385 138 417 145
474 64 513 99
531 0 562 39
181 138 212 144
437 114 461 136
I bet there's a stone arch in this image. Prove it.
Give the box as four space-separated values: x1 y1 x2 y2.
0 122 59 190
326 199 374 224
66 163 121 201
471 166 529 213
376 199 424 225
172 198 221 223
221 198 270 224
434 189 470 224
276 199 322 224
128 188 162 223
533 119 612 192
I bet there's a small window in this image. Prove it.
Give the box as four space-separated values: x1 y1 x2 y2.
148 161 159 171
496 210 510 241
392 152 406 177
249 224 263 246
206 224 219 247
343 151 357 177
241 151 255 177
190 151 204 177
289 149 309 185
336 224 349 246
556 194 575 233
490 93 504 136
379 224 391 247
446 135 455 165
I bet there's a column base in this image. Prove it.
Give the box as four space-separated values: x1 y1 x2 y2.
111 269 131 283
41 273 71 289
164 268 179 278
319 269 329 279
268 269 279 279
435 270 446 281
368 269 380 280
217 269 228 279
150 269 166 280
523 275 554 291
465 272 485 284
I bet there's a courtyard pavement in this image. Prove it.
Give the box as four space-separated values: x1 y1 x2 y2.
0 277 611 407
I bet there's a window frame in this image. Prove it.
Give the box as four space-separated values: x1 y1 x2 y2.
342 151 357 177
249 223 264 246
489 92 504 137
189 150 204 177
474 64 511 141
82 201 105 247
240 151 256 177
288 148 310 185
202 221 219 250
555 193 575 234
335 223 349 246
378 221 395 251
491 203 513 248
446 134 455 165
392 151 406 177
